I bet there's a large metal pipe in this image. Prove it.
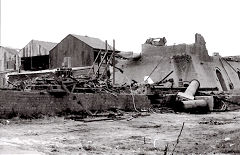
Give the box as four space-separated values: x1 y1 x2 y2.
181 99 208 110
177 79 200 100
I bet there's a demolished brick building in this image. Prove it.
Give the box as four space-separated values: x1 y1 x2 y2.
1 33 240 118
115 33 240 92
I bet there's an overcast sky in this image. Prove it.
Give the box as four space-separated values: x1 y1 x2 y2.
1 0 240 56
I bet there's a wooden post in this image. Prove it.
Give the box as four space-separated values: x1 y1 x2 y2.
87 49 102 76
31 42 33 70
0 0 1 45
101 40 108 77
95 43 109 77
112 39 115 85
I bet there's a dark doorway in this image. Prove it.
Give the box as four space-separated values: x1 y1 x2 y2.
216 70 227 91
237 71 240 81
21 55 49 71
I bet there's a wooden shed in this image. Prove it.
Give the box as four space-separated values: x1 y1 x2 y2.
49 34 114 69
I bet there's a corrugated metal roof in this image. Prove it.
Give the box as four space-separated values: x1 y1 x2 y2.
19 40 57 57
31 40 57 51
1 46 19 55
71 34 113 50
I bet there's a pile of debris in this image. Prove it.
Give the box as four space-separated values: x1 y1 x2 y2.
176 79 213 113
145 37 167 46
5 65 240 117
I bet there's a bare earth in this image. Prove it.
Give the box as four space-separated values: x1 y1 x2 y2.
1 111 240 155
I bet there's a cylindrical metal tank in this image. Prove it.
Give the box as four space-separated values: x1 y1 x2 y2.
182 99 208 109
177 79 200 100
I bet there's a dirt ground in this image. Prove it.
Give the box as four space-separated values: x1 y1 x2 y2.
1 111 240 155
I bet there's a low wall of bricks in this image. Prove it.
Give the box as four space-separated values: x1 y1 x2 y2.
0 90 151 118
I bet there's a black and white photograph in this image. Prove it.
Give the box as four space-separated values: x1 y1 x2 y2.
1 0 240 154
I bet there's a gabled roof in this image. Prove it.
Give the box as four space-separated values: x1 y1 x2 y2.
20 40 57 57
30 40 57 51
71 34 113 51
0 46 19 55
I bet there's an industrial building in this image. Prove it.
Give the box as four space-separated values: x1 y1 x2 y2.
115 33 240 91
49 34 115 69
0 46 19 86
19 40 57 71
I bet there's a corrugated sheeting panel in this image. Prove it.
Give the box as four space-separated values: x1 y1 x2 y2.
20 40 57 57
49 35 94 69
71 34 113 51
0 46 18 72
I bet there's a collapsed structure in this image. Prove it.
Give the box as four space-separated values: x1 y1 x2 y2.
0 34 150 118
116 33 240 92
1 33 240 118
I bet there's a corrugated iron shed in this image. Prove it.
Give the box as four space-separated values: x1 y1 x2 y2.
71 34 113 51
2 46 19 55
20 40 57 57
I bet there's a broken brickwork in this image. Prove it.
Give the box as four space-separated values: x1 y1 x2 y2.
0 90 150 118
115 33 240 91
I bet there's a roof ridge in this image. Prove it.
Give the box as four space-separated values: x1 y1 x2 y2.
70 34 113 50
70 34 103 41
31 39 57 44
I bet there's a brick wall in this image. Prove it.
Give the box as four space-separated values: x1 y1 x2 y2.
0 90 150 118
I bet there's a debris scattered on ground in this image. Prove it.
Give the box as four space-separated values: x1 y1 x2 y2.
199 120 231 125
0 119 10 125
